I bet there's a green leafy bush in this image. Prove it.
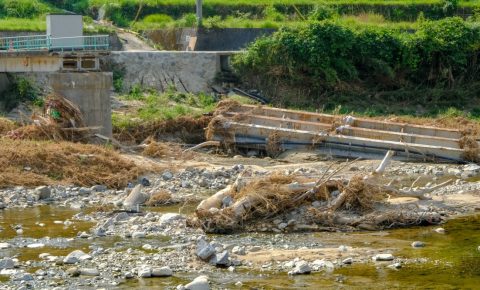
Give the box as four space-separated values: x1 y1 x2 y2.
308 4 337 21
235 17 480 90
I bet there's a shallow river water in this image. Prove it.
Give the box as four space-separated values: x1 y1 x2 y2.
1 205 479 289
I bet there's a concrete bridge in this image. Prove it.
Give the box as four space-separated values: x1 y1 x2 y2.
0 35 109 72
0 34 113 136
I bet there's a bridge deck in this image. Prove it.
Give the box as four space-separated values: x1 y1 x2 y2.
0 35 109 52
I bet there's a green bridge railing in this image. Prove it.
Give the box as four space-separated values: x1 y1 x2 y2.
0 35 109 52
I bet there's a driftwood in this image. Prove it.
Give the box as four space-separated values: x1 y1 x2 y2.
193 150 451 233
183 141 221 153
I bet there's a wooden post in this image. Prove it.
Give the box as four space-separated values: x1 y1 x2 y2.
196 0 203 27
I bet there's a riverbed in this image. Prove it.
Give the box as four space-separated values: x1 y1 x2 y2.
1 204 478 289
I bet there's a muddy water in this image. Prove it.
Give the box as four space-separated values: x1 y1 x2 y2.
1 205 479 289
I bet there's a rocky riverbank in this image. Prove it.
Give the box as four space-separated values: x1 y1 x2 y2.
1 153 480 289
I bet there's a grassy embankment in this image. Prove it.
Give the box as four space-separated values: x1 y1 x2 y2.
232 14 480 121
0 0 474 31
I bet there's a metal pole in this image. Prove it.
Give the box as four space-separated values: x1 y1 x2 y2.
196 0 203 27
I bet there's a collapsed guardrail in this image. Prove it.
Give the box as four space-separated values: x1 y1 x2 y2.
206 101 479 163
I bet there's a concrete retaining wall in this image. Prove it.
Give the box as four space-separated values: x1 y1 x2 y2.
108 51 232 93
194 28 275 51
143 28 275 51
48 72 113 137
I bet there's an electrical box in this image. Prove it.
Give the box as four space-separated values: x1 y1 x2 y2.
46 14 83 49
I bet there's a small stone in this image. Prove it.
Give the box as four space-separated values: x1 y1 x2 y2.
411 241 425 248
338 245 348 252
66 267 80 277
78 231 90 238
342 257 353 265
64 250 88 264
0 258 14 269
27 243 45 248
373 254 394 261
232 246 245 256
79 268 99 276
278 223 288 230
159 213 183 225
212 251 229 267
38 253 50 260
222 196 233 208
142 244 153 250
132 231 146 239
387 262 402 269
151 266 173 277
13 273 34 281
185 275 210 290
35 186 51 200
78 187 92 195
435 228 445 234
288 261 311 275
138 267 152 278
196 239 215 261
235 281 243 287
92 185 107 192
141 177 151 186
0 243 10 249
162 171 174 181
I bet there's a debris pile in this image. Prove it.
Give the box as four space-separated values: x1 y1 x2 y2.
5 94 96 142
205 101 479 162
114 115 212 144
191 151 449 233
0 138 143 188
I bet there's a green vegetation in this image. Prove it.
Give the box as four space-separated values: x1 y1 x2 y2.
0 76 40 111
233 16 480 117
112 86 216 129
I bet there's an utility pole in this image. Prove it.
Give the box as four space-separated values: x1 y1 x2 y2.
196 0 203 27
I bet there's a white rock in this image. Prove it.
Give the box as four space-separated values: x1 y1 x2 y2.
288 261 311 275
373 254 394 261
138 267 152 278
151 266 173 277
411 241 425 248
185 275 210 290
27 243 45 249
160 213 184 225
338 245 348 252
435 228 445 234
38 253 50 260
342 257 353 264
387 262 402 269
132 231 146 239
0 243 10 249
79 268 100 276
64 250 89 264
142 244 153 250
232 246 245 255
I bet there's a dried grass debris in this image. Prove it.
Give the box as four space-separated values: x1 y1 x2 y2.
0 138 145 188
146 191 174 206
0 117 17 134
